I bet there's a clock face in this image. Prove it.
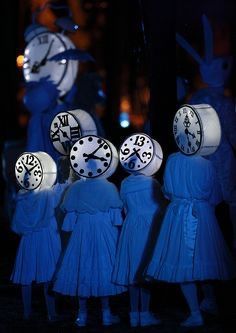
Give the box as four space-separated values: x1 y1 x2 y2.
70 135 113 178
15 153 43 190
50 112 82 155
173 105 203 155
23 32 78 96
119 133 154 172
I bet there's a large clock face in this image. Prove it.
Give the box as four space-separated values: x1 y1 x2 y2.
23 32 78 96
119 133 154 172
173 105 203 155
15 153 43 190
50 112 81 155
70 135 112 178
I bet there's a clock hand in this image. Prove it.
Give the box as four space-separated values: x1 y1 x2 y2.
83 153 107 162
184 129 192 148
28 164 39 173
123 148 141 161
22 162 31 175
89 142 105 156
185 128 195 139
31 39 55 73
133 149 144 163
58 127 74 144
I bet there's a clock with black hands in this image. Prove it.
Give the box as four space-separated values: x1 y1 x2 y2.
70 135 113 178
119 133 154 172
50 112 81 155
23 31 78 96
15 152 43 190
173 105 202 155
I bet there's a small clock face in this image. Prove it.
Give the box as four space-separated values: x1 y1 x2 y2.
173 105 203 155
15 153 43 190
50 112 81 155
119 133 154 171
70 136 112 178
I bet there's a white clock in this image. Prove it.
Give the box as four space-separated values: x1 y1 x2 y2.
70 135 118 179
50 109 98 156
15 151 57 190
173 104 221 156
119 133 163 176
23 31 78 96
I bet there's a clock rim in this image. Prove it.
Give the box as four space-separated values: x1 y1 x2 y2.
50 111 82 156
15 152 43 190
69 135 113 178
23 31 69 89
119 132 155 172
173 104 203 156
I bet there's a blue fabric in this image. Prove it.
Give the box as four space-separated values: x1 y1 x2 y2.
61 178 123 214
145 153 236 282
189 87 236 204
53 180 126 297
112 175 162 285
10 184 66 284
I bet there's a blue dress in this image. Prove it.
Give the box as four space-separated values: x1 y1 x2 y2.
190 87 236 204
53 178 127 297
112 174 162 286
10 184 65 285
145 152 236 282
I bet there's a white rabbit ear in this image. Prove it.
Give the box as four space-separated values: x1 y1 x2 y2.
202 14 213 64
176 33 203 65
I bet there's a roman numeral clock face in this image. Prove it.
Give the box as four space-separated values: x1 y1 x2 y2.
15 153 43 190
23 32 68 90
173 106 203 155
50 112 81 155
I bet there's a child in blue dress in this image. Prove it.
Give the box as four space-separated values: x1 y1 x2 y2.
53 136 126 326
144 107 236 327
112 134 164 327
11 153 68 321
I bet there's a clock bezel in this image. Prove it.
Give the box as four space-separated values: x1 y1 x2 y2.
15 152 43 190
119 133 155 172
173 104 203 156
23 31 69 89
69 135 113 178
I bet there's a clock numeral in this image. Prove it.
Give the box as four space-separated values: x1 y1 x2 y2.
58 114 69 127
189 110 194 117
196 140 200 147
186 147 190 154
191 146 196 152
120 148 130 155
174 116 179 123
176 135 180 144
142 152 152 159
128 159 135 169
37 35 49 45
16 165 23 173
34 170 42 177
134 135 145 147
197 130 201 135
178 110 182 117
181 144 185 151
195 120 199 124
183 108 187 114
173 125 177 135
23 178 30 188
50 129 60 141
70 127 81 139
26 154 34 166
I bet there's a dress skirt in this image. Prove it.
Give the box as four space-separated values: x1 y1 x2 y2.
11 218 61 285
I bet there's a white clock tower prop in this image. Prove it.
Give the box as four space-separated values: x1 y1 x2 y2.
15 151 57 191
23 26 78 97
119 133 163 176
70 135 118 179
173 104 221 156
50 109 98 156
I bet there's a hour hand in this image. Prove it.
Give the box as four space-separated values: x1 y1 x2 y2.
83 153 107 162
22 162 31 174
